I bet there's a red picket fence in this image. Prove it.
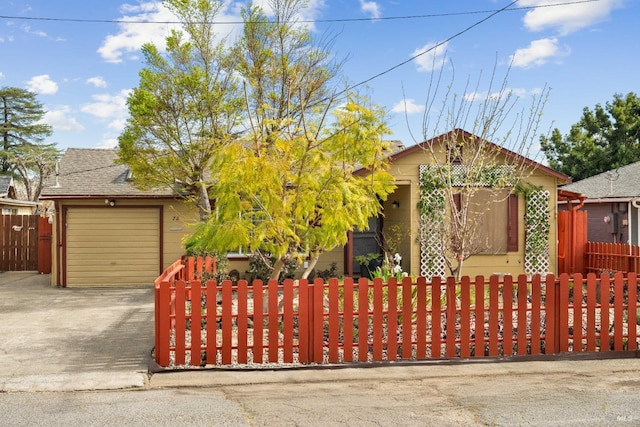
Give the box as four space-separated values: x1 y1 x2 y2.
586 241 640 274
154 257 640 368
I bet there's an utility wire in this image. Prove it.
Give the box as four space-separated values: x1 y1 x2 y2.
0 0 599 26
336 0 520 98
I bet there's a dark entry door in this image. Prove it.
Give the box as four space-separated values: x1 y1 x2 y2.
352 216 382 276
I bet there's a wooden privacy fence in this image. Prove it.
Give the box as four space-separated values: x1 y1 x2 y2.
586 241 640 274
0 214 38 271
154 257 640 368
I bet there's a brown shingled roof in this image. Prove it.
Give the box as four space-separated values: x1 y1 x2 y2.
40 148 176 199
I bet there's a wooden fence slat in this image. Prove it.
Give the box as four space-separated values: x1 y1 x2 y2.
517 275 529 356
586 274 597 351
191 281 202 366
372 278 384 361
387 278 398 361
544 275 556 354
175 280 186 366
600 274 610 351
628 273 638 351
297 279 309 363
328 278 340 363
253 281 264 364
342 278 354 363
237 280 248 364
530 275 542 355
445 277 457 358
572 273 584 353
222 279 233 365
282 279 294 364
488 275 499 356
415 277 427 359
357 278 369 362
205 281 217 364
503 275 514 356
401 277 412 359
460 276 471 358
313 278 325 363
474 276 485 357
268 279 279 363
559 274 570 353
613 273 624 351
431 277 442 358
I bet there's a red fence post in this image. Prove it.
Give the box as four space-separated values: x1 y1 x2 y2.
155 281 171 367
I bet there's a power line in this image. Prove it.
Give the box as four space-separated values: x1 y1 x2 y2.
0 0 599 26
338 0 521 97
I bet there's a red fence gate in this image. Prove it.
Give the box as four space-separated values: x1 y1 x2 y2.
154 257 640 368
0 214 39 271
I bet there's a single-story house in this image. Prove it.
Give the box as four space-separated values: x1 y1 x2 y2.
312 129 571 279
39 148 197 287
560 161 640 244
42 129 570 287
0 175 39 215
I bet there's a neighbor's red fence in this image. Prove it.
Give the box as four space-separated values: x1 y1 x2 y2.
586 242 640 274
154 257 640 368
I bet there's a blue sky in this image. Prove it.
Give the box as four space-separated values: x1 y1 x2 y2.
0 0 637 163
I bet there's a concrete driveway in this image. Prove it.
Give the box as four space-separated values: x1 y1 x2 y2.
0 272 154 392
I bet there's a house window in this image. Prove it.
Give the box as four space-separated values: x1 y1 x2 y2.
465 188 517 254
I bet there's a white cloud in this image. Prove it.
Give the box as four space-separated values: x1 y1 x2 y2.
412 41 449 73
360 1 381 19
510 38 567 68
519 0 624 35
98 1 177 63
0 72 4 80
42 106 85 132
81 90 131 131
99 0 305 63
392 98 424 115
21 24 47 38
95 136 119 149
26 74 58 95
86 76 107 88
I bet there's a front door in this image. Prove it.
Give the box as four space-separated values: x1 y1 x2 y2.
352 216 382 276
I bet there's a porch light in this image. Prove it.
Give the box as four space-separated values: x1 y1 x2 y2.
392 200 400 209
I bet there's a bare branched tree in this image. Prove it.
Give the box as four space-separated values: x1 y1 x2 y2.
413 59 550 280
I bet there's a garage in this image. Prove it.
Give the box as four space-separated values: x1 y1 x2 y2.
65 207 161 287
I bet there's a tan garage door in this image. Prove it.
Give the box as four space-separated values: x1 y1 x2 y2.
66 207 160 286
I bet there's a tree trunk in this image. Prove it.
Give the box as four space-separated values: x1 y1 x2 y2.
300 253 321 279
198 180 211 221
270 257 286 281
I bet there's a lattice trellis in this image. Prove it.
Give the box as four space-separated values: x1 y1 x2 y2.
420 164 516 187
418 165 447 278
524 189 550 275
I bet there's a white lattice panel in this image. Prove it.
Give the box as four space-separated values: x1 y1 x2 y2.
418 166 447 279
524 190 550 275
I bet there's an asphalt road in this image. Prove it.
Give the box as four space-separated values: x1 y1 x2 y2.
3 360 640 426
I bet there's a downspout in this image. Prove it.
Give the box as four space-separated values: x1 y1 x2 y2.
632 199 640 245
